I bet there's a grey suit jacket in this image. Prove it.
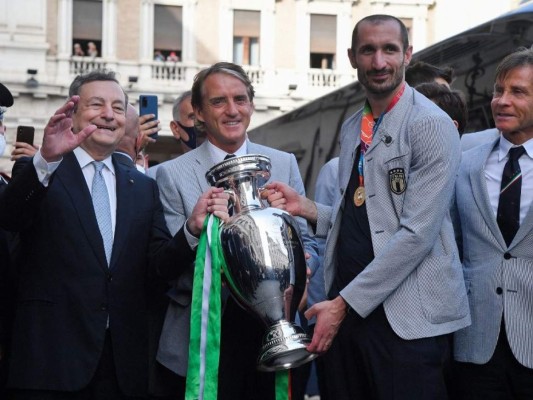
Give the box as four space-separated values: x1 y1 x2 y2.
154 139 317 376
315 85 471 340
454 138 533 368
460 128 500 152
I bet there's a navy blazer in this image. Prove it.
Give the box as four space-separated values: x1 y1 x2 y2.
0 153 193 394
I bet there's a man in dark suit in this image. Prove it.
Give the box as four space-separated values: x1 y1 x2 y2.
0 81 15 398
0 70 228 399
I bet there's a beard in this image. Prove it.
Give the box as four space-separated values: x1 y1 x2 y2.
359 65 405 97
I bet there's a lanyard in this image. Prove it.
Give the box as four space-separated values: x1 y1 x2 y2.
357 83 405 187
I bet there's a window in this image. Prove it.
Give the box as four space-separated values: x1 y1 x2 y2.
233 10 260 66
72 0 103 57
154 5 183 62
310 14 336 69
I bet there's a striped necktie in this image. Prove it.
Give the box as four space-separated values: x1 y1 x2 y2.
497 146 525 246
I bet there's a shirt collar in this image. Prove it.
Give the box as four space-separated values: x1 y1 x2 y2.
498 135 533 162
73 146 115 175
206 139 247 165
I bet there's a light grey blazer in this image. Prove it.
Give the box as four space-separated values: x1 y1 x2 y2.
315 85 471 339
460 128 500 152
454 138 533 368
154 139 317 376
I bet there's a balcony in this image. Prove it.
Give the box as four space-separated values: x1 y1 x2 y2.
151 61 187 82
308 68 340 87
45 57 356 99
70 56 108 75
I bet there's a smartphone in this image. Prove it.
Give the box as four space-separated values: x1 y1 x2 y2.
16 126 35 146
139 95 158 139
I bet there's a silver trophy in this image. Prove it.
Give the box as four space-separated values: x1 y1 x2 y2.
206 154 317 372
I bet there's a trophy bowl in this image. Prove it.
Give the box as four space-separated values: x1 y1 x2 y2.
206 154 317 371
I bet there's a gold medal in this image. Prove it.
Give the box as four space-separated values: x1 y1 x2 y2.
354 186 365 207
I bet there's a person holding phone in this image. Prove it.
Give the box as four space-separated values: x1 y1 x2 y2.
11 126 38 162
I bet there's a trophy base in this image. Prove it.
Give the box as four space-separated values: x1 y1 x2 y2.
257 321 318 372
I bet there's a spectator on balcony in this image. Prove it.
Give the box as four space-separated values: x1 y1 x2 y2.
154 50 165 62
87 41 98 58
166 52 179 62
73 43 85 57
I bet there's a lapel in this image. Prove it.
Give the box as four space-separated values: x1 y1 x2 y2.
365 85 413 157
468 138 508 249
55 152 109 272
111 156 136 270
513 200 533 247
193 141 215 193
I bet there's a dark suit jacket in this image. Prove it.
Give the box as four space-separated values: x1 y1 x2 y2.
0 153 194 395
113 151 135 168
0 179 14 395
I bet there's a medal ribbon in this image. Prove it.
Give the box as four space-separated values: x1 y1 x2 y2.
357 83 406 187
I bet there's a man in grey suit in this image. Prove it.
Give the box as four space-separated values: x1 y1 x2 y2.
265 15 470 399
154 62 318 400
453 46 533 399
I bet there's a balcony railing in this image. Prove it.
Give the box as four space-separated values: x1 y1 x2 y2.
308 68 340 87
70 56 108 75
241 65 265 86
151 61 186 82
62 58 351 94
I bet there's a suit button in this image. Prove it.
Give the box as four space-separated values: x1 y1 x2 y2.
496 287 503 295
504 253 511 260
101 304 108 311
106 272 112 282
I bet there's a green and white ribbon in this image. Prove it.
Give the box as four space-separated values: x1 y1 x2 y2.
185 214 291 400
185 215 222 400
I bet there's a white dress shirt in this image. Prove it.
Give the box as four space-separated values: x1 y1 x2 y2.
34 147 117 235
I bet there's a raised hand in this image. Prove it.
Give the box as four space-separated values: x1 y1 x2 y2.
40 96 97 162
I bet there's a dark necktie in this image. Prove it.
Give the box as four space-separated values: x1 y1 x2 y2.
497 146 526 246
224 153 236 160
